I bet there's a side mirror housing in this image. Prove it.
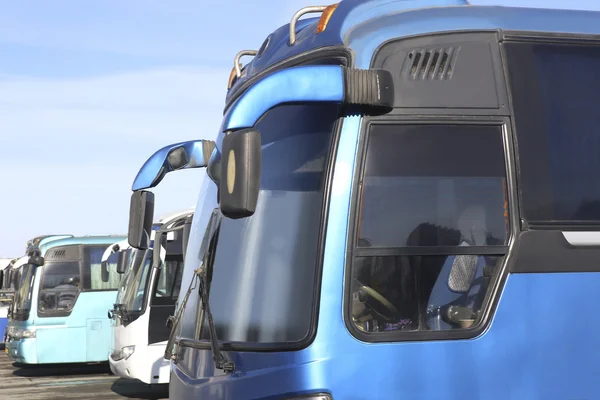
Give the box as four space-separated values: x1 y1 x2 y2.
132 140 216 191
219 128 262 219
100 261 110 283
29 255 45 267
128 190 155 250
116 251 128 274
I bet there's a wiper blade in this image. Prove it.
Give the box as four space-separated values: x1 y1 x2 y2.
198 267 234 373
164 266 234 373
164 268 199 361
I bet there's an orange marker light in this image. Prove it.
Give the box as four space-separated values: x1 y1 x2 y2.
227 66 237 90
316 3 339 34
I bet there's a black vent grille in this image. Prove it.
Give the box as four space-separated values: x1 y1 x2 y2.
403 46 460 80
52 249 66 258
46 246 80 260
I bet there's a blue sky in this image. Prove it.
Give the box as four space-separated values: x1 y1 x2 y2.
1 0 600 256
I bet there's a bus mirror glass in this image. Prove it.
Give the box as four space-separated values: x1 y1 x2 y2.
219 128 262 219
128 190 155 250
116 251 128 274
100 261 109 283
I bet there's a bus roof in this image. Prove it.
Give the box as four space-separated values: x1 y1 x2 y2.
227 1 600 101
38 235 127 256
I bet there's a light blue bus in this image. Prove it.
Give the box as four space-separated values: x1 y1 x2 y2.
5 235 125 364
127 0 600 399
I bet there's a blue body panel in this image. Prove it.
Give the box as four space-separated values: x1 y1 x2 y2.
172 2 600 399
6 236 125 364
218 65 345 151
0 315 7 344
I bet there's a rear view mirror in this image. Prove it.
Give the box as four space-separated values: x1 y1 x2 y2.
128 190 155 250
131 140 216 191
100 261 110 283
29 255 45 267
219 128 262 219
116 251 128 274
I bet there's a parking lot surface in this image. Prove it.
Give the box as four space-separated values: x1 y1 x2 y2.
0 349 169 400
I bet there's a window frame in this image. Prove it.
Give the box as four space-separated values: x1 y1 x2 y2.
343 116 518 343
178 104 345 353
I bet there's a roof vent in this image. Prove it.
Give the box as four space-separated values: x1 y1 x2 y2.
403 46 460 81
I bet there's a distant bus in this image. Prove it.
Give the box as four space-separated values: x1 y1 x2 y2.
109 210 191 384
5 235 126 364
0 258 16 346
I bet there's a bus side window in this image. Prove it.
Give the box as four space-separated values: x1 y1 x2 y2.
350 123 509 335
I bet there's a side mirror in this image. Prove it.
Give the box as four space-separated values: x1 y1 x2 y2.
132 140 216 191
100 261 110 283
116 251 128 274
29 255 45 267
128 190 155 250
219 128 262 219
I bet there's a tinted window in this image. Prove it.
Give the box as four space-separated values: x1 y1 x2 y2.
188 104 338 344
41 262 81 289
39 261 81 313
358 124 508 248
350 124 508 335
506 41 600 223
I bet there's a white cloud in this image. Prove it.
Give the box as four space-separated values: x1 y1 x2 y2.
0 67 229 256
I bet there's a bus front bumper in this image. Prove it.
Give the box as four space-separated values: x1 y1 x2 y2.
5 337 37 364
109 344 170 384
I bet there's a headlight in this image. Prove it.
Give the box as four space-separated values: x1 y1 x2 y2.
121 345 135 360
12 328 36 339
21 329 36 338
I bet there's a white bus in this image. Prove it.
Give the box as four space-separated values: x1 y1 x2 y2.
108 209 192 384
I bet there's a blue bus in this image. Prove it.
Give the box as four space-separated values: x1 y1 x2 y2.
128 1 600 398
5 235 125 364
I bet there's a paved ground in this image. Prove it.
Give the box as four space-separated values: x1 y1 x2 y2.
0 346 169 400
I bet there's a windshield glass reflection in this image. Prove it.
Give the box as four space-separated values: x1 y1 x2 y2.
121 249 153 312
12 264 36 317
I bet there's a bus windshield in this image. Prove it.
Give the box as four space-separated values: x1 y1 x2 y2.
182 103 339 345
121 249 153 313
11 264 36 319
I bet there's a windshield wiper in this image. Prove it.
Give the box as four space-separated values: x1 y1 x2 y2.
165 265 234 372
197 266 234 372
